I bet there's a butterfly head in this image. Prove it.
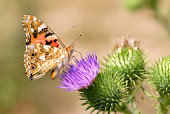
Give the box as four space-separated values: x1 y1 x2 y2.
66 44 74 60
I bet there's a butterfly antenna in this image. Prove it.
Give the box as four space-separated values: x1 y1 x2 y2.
72 24 75 29
70 33 82 46
44 22 82 46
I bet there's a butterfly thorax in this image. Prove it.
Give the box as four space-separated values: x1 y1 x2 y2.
66 44 74 61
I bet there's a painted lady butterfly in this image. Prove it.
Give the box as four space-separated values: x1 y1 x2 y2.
22 15 74 80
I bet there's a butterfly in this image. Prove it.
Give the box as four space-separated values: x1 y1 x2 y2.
22 15 74 80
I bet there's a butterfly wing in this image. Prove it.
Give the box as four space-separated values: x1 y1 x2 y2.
24 44 68 80
22 15 68 80
22 15 66 49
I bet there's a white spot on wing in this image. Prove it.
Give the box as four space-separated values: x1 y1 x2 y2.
22 20 25 24
31 28 34 32
29 44 35 53
43 45 49 50
39 55 46 60
53 48 58 53
60 54 64 58
24 28 27 31
38 23 47 32
33 17 37 21
25 15 30 23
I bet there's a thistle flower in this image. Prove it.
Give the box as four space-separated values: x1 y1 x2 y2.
57 52 130 113
80 70 129 113
104 38 146 91
57 53 100 91
149 55 170 113
149 56 170 96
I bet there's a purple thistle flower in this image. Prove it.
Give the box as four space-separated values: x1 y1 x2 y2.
57 52 100 91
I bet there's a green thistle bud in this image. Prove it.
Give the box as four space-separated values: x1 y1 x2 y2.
80 70 128 113
145 0 158 10
123 0 144 11
149 55 170 114
149 55 170 96
103 38 146 92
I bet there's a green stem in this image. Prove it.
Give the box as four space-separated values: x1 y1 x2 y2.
158 95 169 114
130 98 139 113
122 107 134 114
141 86 157 99
126 81 141 104
121 82 142 114
160 102 168 114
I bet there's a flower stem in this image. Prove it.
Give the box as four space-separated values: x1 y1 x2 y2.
121 81 142 114
160 102 168 114
158 95 170 114
126 81 141 104
122 107 134 114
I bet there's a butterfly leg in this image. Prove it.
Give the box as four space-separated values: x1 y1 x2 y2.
71 55 78 61
51 68 63 80
51 70 57 80
50 61 64 80
73 50 82 58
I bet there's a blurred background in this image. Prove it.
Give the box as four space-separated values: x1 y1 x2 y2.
0 0 169 114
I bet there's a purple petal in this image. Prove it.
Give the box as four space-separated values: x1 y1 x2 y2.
57 52 100 91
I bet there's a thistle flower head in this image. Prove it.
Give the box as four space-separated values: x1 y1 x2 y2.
149 55 170 96
104 38 146 92
80 70 128 113
57 52 100 91
149 56 170 113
